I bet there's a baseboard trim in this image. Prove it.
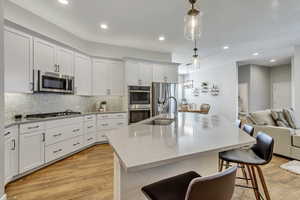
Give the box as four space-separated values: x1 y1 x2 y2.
0 194 7 200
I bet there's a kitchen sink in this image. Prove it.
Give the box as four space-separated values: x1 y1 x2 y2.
143 118 175 126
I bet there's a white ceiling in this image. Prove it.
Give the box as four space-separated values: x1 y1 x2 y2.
7 0 300 65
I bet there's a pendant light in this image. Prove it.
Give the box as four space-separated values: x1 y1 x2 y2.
192 39 200 70
184 0 202 40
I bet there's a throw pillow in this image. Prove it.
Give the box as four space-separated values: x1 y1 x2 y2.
250 110 276 126
283 108 297 129
271 110 290 127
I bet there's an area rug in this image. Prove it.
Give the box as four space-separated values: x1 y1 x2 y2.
280 160 300 175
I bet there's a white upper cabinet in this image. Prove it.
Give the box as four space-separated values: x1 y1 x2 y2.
56 47 74 76
33 38 56 73
92 59 124 96
4 28 33 93
93 59 109 96
34 38 74 75
125 60 153 86
74 53 92 96
153 63 178 83
110 61 124 96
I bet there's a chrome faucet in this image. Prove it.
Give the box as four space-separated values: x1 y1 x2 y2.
163 96 178 119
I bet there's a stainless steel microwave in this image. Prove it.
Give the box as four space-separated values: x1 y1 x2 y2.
33 70 75 94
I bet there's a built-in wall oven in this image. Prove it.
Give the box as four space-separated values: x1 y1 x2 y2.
33 70 75 94
128 86 151 123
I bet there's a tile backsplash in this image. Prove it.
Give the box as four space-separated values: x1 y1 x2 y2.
5 93 125 121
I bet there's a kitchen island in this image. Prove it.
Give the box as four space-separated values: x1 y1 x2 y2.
106 112 255 200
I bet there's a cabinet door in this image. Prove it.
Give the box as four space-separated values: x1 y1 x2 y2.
74 54 92 96
92 59 109 95
153 64 166 82
165 65 178 83
4 129 18 184
125 60 139 86
4 28 33 93
33 38 56 73
56 47 74 76
109 61 124 96
139 62 153 86
19 131 45 173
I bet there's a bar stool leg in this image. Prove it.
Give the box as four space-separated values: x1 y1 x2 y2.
219 159 224 172
256 166 271 200
240 164 249 184
246 165 260 200
251 166 261 200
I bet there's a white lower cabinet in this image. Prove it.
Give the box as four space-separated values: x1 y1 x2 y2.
4 127 19 184
45 140 69 163
19 130 45 173
86 132 97 146
69 136 84 152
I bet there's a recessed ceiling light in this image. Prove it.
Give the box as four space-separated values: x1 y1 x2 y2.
270 59 276 63
223 46 229 50
100 24 108 30
253 52 259 56
58 0 69 5
158 36 165 41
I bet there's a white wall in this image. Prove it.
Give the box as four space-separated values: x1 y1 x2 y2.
291 46 300 122
0 0 5 198
4 1 171 62
270 64 291 108
184 62 238 122
249 65 271 112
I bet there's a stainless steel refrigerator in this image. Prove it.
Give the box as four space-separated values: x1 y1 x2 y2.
152 82 177 116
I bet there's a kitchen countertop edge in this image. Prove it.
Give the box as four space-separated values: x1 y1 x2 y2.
5 111 128 129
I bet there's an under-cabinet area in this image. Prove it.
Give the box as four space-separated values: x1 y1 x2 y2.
4 113 127 185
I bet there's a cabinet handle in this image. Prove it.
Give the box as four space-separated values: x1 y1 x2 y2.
4 131 11 137
11 139 16 151
87 137 93 141
87 125 94 129
87 116 93 119
73 142 80 146
53 149 62 154
117 122 124 125
53 133 62 137
42 133 46 142
102 123 109 126
72 128 80 132
58 65 60 72
28 125 40 130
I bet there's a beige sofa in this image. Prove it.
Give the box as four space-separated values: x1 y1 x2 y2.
245 110 300 160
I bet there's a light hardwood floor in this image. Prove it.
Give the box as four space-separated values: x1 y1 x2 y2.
5 144 300 200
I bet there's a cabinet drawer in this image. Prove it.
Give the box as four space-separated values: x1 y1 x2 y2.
97 120 113 130
20 122 45 134
84 121 96 133
97 114 112 120
69 136 84 152
84 115 96 122
86 133 96 146
45 140 70 163
4 126 18 137
45 126 69 146
46 117 83 129
69 124 84 138
112 113 127 119
113 119 127 128
97 132 108 143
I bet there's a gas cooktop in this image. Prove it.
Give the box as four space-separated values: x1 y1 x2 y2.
25 110 81 119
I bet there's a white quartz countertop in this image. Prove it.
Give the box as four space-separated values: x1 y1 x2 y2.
106 112 256 172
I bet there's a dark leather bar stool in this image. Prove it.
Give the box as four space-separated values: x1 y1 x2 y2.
219 132 274 200
142 167 237 200
243 124 254 137
236 119 242 128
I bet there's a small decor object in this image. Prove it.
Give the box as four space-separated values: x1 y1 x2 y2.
210 84 220 96
201 82 209 93
183 80 194 89
192 88 200 96
100 101 107 112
